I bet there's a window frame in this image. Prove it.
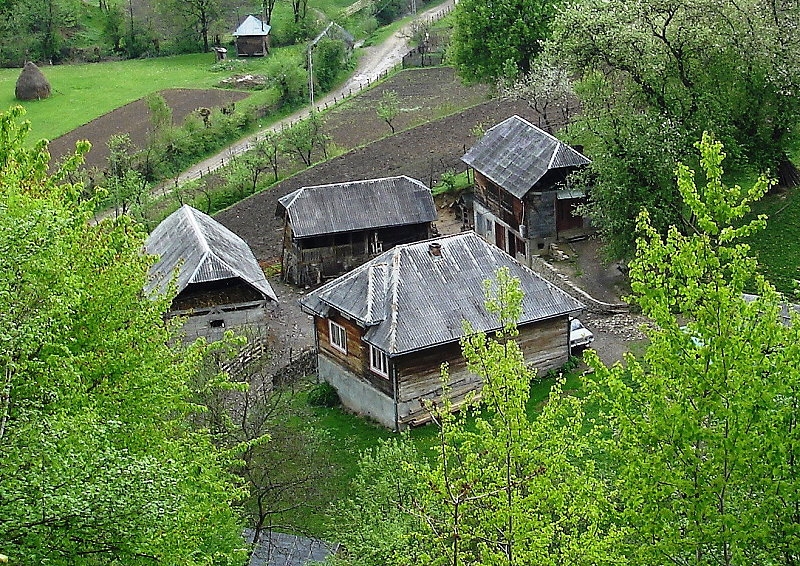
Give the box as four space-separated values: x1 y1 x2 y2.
329 320 347 354
369 344 390 378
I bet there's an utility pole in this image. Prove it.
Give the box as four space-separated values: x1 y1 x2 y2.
307 45 314 107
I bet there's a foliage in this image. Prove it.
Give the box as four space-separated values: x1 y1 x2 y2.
157 0 222 52
376 89 400 133
373 0 406 25
584 134 800 564
550 0 800 258
307 381 341 408
280 111 329 166
448 0 558 83
313 38 351 92
335 267 620 565
0 106 245 565
267 56 310 105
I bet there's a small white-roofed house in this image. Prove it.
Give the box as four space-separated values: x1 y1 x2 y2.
233 15 271 57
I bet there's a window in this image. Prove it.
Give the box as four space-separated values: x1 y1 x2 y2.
369 345 389 378
329 320 347 354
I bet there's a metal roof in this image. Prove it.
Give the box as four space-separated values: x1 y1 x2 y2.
461 115 591 199
278 176 436 238
245 529 337 566
233 15 271 37
144 205 277 302
300 232 584 355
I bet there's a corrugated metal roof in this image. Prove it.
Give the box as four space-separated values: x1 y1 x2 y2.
233 15 271 37
278 176 437 238
461 115 591 199
300 232 584 355
144 205 277 302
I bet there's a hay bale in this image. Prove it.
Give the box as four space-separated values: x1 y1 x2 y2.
15 62 51 101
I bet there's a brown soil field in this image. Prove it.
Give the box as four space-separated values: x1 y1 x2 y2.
47 88 250 171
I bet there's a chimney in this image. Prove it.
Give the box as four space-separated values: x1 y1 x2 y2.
428 242 442 257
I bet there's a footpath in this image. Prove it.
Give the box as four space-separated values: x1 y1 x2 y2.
167 0 455 188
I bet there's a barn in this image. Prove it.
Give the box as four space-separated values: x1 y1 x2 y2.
277 175 437 286
145 205 278 341
300 232 584 430
233 15 271 57
462 115 591 263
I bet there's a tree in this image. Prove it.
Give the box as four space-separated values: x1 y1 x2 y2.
313 38 349 92
280 112 329 167
548 0 800 257
584 134 800 564
0 106 246 565
448 0 559 84
376 90 400 134
336 268 620 566
159 0 222 52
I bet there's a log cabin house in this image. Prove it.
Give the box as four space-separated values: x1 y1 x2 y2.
462 115 591 265
300 232 585 430
145 205 278 341
233 15 271 57
277 175 437 286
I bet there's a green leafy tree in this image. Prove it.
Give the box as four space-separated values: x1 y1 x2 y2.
376 89 400 134
585 133 800 564
158 0 221 52
0 106 246 565
549 0 800 258
280 112 329 167
313 38 349 92
448 0 559 83
336 268 621 566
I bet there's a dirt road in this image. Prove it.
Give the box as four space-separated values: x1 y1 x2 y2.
171 0 455 187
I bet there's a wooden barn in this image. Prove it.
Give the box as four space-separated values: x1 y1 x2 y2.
233 15 271 57
462 115 591 264
145 205 278 341
300 232 585 430
277 175 437 286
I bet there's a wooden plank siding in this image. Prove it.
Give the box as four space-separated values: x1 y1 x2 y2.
394 316 570 426
473 171 523 228
314 313 393 397
283 223 432 286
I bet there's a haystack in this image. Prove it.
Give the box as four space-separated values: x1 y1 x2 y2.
15 62 51 101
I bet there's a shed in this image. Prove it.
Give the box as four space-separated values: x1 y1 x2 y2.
300 232 584 429
277 175 437 286
233 15 271 57
462 115 591 262
145 205 277 340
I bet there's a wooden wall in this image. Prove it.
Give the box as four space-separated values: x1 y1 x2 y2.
314 312 393 397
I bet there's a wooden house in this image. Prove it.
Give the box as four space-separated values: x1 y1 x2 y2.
233 15 271 57
145 205 278 341
461 115 591 264
277 175 437 286
300 232 584 430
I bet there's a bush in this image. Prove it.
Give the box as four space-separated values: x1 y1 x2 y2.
307 381 340 408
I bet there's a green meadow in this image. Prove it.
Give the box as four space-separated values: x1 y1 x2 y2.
0 53 285 142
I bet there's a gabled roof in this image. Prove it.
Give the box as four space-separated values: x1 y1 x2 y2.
278 176 436 239
300 232 584 355
461 115 591 199
144 205 277 302
233 15 271 37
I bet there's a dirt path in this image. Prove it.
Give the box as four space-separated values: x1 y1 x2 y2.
171 0 455 187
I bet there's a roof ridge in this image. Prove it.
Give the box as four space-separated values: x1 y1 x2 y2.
387 247 403 354
183 205 212 256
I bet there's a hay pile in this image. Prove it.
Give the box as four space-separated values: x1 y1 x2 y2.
15 62 51 101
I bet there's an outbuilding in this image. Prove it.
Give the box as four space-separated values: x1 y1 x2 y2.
233 15 271 57
145 205 277 341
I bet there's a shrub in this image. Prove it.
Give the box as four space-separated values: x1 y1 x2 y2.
307 381 340 408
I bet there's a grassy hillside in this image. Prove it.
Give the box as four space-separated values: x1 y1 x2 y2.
0 53 283 142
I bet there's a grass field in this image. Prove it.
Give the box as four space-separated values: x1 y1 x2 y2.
274 368 586 538
0 53 285 142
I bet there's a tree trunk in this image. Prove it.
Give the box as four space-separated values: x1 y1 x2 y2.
777 155 800 188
